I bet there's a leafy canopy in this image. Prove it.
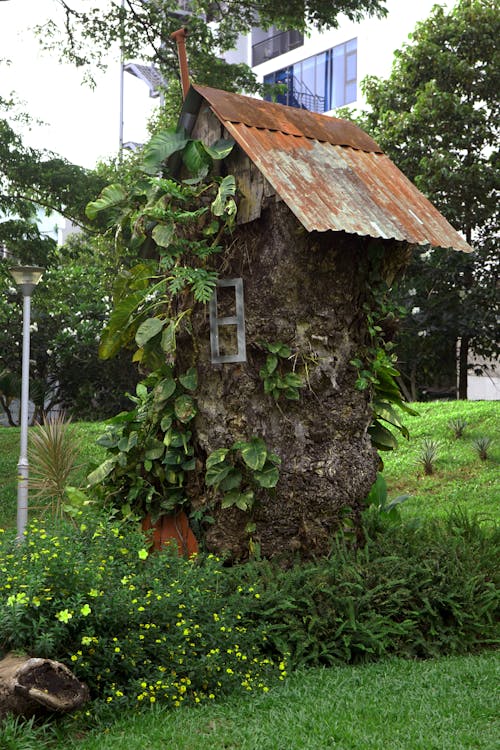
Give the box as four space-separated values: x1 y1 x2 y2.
39 0 388 94
358 0 499 398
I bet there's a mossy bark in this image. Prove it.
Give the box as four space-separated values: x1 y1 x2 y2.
180 203 410 561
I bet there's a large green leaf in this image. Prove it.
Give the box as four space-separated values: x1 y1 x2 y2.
98 290 148 360
174 394 197 423
205 448 229 469
211 175 237 217
152 223 175 248
202 138 235 160
85 184 127 220
141 130 188 174
239 437 267 471
368 420 398 451
87 458 117 486
253 464 280 488
182 140 212 176
135 317 165 347
205 463 233 488
179 367 198 391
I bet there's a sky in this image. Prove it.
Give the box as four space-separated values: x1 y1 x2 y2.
0 0 157 169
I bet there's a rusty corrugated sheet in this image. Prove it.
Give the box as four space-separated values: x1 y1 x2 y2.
190 85 472 253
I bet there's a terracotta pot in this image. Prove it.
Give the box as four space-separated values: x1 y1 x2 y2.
141 511 199 557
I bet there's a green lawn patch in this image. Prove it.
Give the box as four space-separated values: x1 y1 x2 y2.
12 652 495 750
383 400 499 521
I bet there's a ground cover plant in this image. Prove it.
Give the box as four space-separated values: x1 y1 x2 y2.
0 400 498 747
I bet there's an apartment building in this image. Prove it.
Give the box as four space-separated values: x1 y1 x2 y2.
225 1 453 114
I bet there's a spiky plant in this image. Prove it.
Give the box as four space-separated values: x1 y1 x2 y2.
472 436 492 461
448 416 467 439
416 439 439 476
28 412 81 518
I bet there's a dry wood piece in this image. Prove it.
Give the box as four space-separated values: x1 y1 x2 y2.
0 653 89 718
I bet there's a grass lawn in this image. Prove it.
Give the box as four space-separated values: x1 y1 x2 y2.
383 400 499 522
43 653 499 750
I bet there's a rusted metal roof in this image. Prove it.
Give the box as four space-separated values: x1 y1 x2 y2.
186 85 472 253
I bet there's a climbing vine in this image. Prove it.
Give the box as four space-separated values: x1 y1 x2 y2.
351 242 416 451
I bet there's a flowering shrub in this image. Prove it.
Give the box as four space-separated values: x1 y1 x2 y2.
0 516 286 708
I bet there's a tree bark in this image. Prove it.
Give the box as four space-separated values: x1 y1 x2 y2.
458 335 469 400
0 654 89 719
180 203 411 561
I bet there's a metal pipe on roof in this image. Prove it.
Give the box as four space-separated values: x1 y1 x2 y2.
171 27 190 100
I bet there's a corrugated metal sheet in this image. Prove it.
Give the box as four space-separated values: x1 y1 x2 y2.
189 85 472 253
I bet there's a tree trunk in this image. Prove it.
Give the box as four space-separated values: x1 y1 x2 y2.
180 203 411 561
0 654 89 719
458 335 469 400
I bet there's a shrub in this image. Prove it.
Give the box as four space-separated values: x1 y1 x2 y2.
448 417 467 439
0 511 497 713
473 436 493 461
416 439 440 475
0 516 284 709
28 412 81 518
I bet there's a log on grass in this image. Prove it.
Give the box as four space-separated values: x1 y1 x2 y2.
0 653 89 718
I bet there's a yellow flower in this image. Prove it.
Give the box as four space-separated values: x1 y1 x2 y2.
138 549 148 560
56 609 73 623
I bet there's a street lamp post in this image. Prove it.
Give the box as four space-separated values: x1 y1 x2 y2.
9 265 44 540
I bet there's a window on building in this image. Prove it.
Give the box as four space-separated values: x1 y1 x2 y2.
263 38 357 113
252 26 304 67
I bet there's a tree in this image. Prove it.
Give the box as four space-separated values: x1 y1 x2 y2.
0 233 138 423
37 0 388 94
359 0 499 399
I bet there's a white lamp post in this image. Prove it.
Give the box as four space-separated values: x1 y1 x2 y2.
9 265 44 540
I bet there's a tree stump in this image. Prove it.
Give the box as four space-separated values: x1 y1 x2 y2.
0 654 89 719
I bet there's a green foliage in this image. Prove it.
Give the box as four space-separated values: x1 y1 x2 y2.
89 131 236 369
0 509 497 718
28 413 81 519
88 367 198 521
0 516 285 708
205 438 281 512
472 436 493 462
363 472 409 524
359 0 499 398
0 234 138 422
448 416 468 439
350 242 416 451
241 511 499 668
258 342 304 402
33 1 387 100
416 439 440 476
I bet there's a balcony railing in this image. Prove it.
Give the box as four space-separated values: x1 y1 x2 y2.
252 30 304 67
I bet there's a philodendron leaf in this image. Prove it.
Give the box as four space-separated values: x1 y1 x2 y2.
87 458 117 486
182 140 212 176
206 448 229 469
174 394 197 423
368 420 398 451
135 317 165 347
253 464 280 488
211 175 236 217
179 367 198 391
141 129 188 174
239 437 267 471
152 224 175 248
202 138 235 160
86 184 127 220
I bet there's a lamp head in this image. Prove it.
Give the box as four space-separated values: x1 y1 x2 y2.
9 265 44 296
